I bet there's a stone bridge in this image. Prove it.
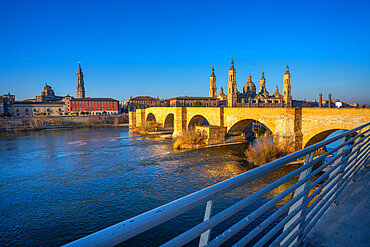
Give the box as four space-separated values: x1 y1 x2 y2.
129 107 370 150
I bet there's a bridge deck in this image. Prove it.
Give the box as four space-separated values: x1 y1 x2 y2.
305 164 370 247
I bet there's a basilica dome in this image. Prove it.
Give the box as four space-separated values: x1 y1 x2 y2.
243 72 256 94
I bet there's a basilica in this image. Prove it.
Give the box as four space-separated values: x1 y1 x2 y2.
209 58 292 107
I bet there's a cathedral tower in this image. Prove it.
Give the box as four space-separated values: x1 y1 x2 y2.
227 57 237 107
283 63 292 107
259 71 266 93
209 66 217 98
76 62 85 99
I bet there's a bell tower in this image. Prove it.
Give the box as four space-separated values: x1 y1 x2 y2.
76 62 85 99
209 66 217 98
259 71 266 93
283 63 292 107
227 57 237 107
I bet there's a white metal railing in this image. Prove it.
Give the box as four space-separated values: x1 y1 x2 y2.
64 123 370 247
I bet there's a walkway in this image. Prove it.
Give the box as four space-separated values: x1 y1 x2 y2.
305 164 370 247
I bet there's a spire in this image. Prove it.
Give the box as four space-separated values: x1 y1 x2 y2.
211 65 215 77
248 70 252 82
78 62 83 74
261 71 265 80
230 56 234 70
76 62 85 99
285 62 289 75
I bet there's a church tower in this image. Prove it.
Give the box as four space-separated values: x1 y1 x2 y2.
259 71 266 93
209 66 217 98
227 57 237 107
282 63 292 107
76 62 85 99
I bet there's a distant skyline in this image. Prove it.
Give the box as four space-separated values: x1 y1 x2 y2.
0 0 369 104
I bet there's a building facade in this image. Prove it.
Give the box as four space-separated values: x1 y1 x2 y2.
0 93 15 116
13 101 67 117
128 96 160 111
167 96 218 107
68 98 119 115
209 58 292 108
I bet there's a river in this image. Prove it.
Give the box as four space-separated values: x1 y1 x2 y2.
0 127 302 246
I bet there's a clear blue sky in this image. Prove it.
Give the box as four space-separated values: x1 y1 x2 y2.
0 0 369 104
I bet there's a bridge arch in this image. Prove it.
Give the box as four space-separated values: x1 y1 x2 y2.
227 118 275 136
164 113 174 130
146 113 156 123
188 115 210 130
303 123 358 148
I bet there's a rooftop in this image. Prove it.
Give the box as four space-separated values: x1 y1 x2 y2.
167 96 218 101
129 96 159 101
70 97 118 102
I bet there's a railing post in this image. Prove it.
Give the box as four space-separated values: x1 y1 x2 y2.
280 150 315 246
199 199 214 247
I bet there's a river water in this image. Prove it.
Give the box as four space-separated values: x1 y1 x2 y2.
0 127 301 246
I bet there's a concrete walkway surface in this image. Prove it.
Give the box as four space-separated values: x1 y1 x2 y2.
304 164 370 247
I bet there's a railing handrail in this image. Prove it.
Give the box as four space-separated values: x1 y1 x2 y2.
64 122 370 247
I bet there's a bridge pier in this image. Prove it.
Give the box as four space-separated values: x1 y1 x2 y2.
273 108 303 151
136 109 146 127
129 111 136 128
173 107 187 137
274 132 303 151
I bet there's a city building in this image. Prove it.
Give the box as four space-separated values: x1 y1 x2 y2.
10 63 119 117
128 96 160 111
36 83 64 102
13 101 67 117
0 93 15 116
166 96 218 107
209 58 292 107
68 98 119 115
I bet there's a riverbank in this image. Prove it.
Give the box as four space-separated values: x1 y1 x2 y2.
0 114 129 132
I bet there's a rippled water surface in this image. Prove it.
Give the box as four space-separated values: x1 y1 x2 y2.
0 127 300 246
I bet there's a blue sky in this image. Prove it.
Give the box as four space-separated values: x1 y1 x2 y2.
0 0 369 104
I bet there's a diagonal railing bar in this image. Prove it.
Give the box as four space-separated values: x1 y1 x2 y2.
268 143 370 247
304 140 370 219
283 148 367 247
207 132 370 246
234 135 370 247
301 155 368 241
64 122 370 247
164 156 317 247
304 151 369 231
303 143 370 232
